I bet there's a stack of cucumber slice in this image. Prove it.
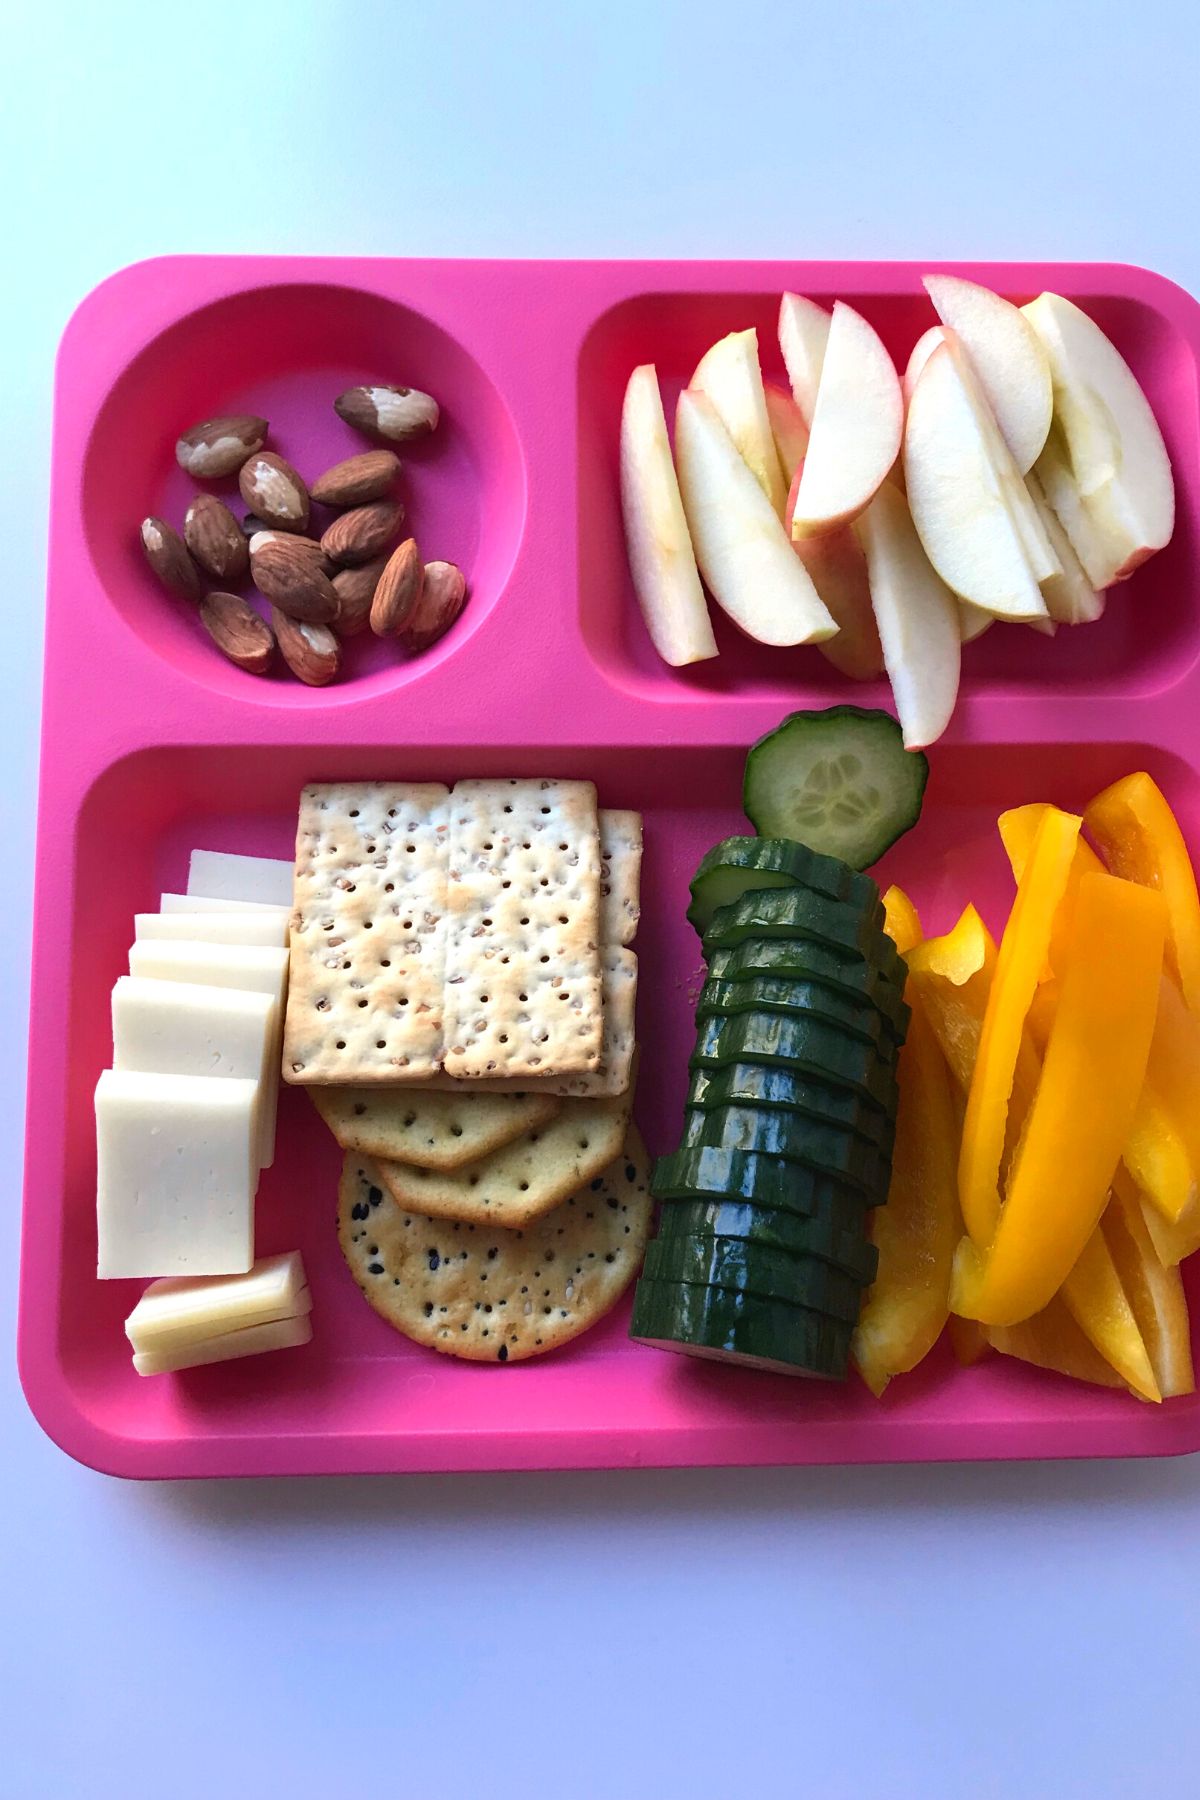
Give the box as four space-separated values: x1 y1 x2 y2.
633 708 926 1380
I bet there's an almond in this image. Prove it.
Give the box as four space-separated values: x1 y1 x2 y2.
370 538 424 637
140 517 202 602
271 608 341 685
176 413 268 479
238 451 310 532
334 384 439 443
310 449 401 507
331 557 388 637
320 499 404 566
184 494 249 583
400 559 467 651
200 592 275 675
248 530 334 573
250 537 338 624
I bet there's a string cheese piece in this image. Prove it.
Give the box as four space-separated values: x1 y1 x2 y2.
125 1251 310 1353
135 911 289 948
188 848 294 907
132 1313 313 1377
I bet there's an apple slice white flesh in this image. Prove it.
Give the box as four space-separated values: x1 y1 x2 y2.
856 482 961 750
791 302 903 538
785 467 883 680
691 328 789 518
674 388 836 646
1023 291 1175 585
904 340 1049 621
778 293 830 424
904 326 944 408
619 365 718 666
1026 468 1105 624
764 381 809 484
959 600 995 643
925 274 1052 473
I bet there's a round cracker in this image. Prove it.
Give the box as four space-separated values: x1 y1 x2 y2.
338 1127 652 1363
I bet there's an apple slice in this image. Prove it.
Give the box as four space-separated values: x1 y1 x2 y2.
904 326 944 407
1026 468 1105 624
791 302 903 538
856 481 961 749
619 365 718 667
925 274 1052 472
764 382 809 484
785 466 883 680
959 600 995 643
1023 292 1175 585
674 389 836 646
778 293 830 424
691 328 789 518
904 340 1049 621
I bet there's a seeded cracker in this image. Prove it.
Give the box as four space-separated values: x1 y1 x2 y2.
441 779 603 1079
309 1086 559 1170
284 782 450 1083
375 1087 632 1227
600 810 643 946
337 1129 653 1362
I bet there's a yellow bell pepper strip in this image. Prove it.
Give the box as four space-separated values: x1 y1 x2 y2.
987 1298 1128 1392
914 901 1157 1394
1086 771 1200 1016
952 873 1166 1327
948 1315 990 1367
882 884 922 957
1104 1169 1194 1397
852 1002 960 1397
1139 1190 1200 1269
1006 804 1200 1225
958 806 1081 1244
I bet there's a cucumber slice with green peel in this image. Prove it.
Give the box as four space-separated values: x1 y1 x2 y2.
697 974 908 1048
703 884 900 969
707 938 908 1026
655 1198 879 1283
654 1144 883 1219
687 836 882 936
685 1080 898 1156
687 1059 896 1132
681 1103 894 1193
691 1011 900 1106
630 1276 853 1378
644 1235 866 1323
743 706 928 870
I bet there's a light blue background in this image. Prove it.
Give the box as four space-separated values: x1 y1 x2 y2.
5 3 1200 1795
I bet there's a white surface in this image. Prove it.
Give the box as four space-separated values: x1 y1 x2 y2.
5 1 1200 1795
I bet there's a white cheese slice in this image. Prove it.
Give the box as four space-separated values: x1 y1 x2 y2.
125 1251 310 1352
96 1069 258 1280
132 1312 313 1376
136 911 289 948
161 893 291 918
127 941 288 1165
188 849 294 907
112 976 274 1168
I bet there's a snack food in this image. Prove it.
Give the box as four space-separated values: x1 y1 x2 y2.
310 1086 559 1169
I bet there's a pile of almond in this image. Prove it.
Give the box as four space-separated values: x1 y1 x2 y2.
139 384 467 686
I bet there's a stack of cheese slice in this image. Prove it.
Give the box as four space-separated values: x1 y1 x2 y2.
94 849 310 1377
124 1251 312 1376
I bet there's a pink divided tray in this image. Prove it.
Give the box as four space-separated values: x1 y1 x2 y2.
19 256 1200 1478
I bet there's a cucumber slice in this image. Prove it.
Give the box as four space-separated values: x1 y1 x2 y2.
681 1103 895 1193
703 889 907 986
685 1084 898 1157
656 1198 879 1283
630 1276 853 1378
688 836 882 936
654 1144 884 1218
697 974 908 1048
691 1012 900 1106
688 1060 896 1131
743 707 929 869
644 1234 866 1324
707 939 908 1026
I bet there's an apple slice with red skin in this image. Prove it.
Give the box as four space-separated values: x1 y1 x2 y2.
785 464 884 680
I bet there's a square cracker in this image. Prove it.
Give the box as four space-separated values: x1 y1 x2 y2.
600 810 642 946
309 1085 559 1170
375 1088 632 1228
441 778 603 1080
284 782 450 1084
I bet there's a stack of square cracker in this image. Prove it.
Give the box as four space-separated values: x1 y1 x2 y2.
285 779 641 1229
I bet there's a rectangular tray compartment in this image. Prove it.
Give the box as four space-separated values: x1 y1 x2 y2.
21 256 1200 1477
